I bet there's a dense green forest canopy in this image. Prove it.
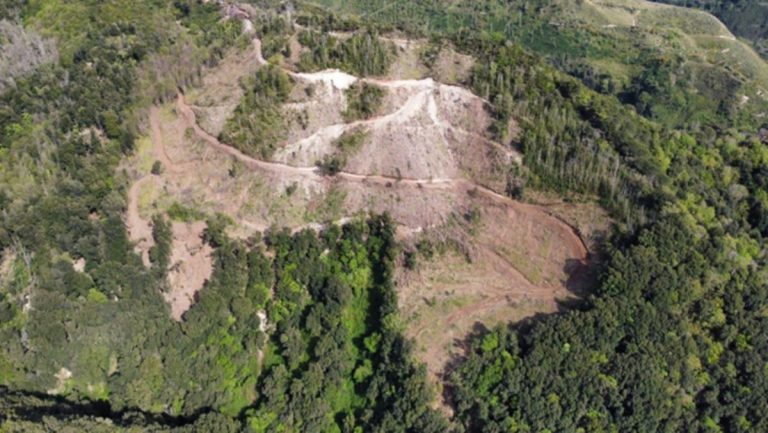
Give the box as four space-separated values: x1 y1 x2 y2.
1 0 768 432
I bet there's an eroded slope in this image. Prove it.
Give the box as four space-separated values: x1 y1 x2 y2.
123 28 607 387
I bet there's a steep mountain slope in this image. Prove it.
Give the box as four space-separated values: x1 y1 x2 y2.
123 25 603 388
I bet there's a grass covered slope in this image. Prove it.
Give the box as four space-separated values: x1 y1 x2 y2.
653 0 768 58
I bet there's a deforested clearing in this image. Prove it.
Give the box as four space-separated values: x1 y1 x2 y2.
123 27 606 386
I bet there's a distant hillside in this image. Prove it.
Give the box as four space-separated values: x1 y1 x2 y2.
653 0 768 57
305 0 768 130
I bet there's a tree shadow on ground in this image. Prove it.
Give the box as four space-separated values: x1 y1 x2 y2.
0 387 213 428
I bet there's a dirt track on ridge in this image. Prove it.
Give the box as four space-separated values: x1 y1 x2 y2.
174 92 589 259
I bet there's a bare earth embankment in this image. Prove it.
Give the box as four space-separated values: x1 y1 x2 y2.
123 31 610 390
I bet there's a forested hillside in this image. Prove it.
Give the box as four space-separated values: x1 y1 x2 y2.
2 0 768 432
311 0 768 130
654 0 768 57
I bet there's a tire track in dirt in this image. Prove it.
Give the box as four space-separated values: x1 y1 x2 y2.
122 28 591 352
413 285 564 344
246 29 591 412
136 33 588 279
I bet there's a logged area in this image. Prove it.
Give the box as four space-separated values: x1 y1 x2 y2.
2 1 767 432
397 199 607 387
123 28 602 374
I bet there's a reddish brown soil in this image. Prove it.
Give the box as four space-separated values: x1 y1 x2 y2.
123 32 606 384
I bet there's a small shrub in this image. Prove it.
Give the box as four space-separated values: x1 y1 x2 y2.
151 160 163 175
316 154 344 175
343 82 384 121
404 250 418 270
285 182 298 196
416 239 435 259
167 202 204 222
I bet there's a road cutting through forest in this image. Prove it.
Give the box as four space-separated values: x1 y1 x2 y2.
125 32 591 331
128 74 589 266
173 92 589 259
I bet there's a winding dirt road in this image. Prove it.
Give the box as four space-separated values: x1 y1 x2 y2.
128 35 588 273
174 92 589 259
124 27 595 393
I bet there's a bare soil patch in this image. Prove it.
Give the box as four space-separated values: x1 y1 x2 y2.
431 46 475 85
384 37 430 80
122 33 608 372
126 175 157 267
397 198 595 376
163 221 213 321
0 250 15 284
274 74 513 185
